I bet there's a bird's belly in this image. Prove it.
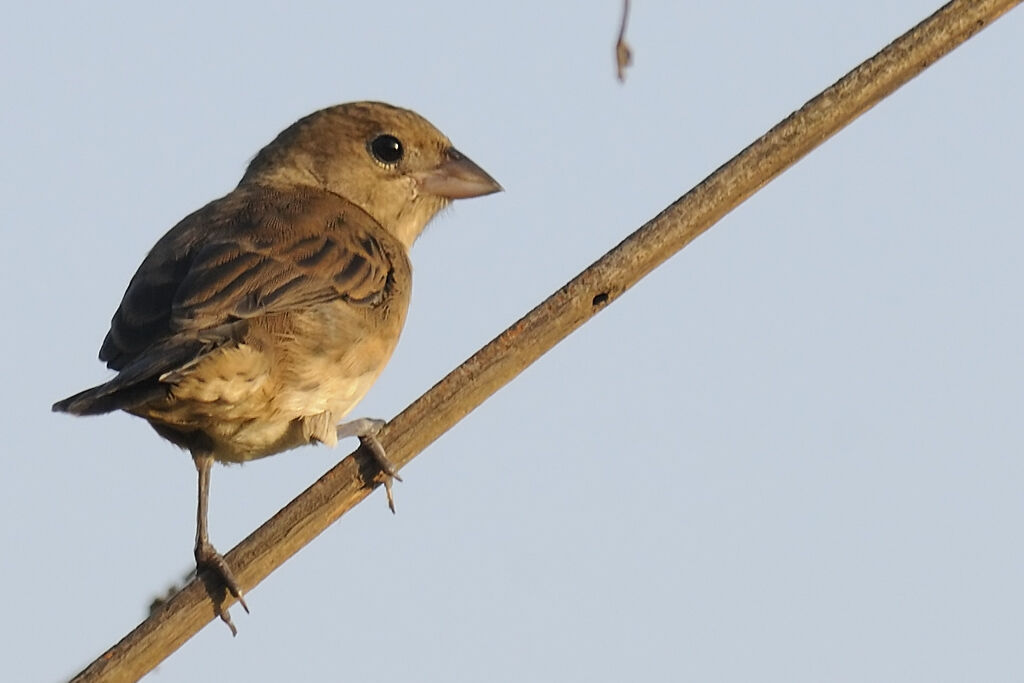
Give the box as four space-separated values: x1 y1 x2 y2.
273 352 381 417
146 341 385 463
217 376 378 462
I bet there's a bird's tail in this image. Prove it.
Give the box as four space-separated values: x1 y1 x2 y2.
54 335 217 416
52 380 166 416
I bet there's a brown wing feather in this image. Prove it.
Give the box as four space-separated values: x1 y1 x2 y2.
171 209 391 329
57 185 396 415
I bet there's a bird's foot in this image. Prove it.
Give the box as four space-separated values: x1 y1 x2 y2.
336 417 402 512
195 540 249 634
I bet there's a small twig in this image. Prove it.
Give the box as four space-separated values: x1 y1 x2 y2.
70 1 1022 680
615 0 633 82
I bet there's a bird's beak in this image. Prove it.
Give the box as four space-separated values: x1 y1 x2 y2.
415 148 502 199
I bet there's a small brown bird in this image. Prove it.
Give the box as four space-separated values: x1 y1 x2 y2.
53 102 501 628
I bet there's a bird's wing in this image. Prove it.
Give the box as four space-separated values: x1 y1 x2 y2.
101 188 393 367
170 211 391 332
56 188 397 414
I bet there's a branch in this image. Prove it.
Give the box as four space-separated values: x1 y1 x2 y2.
71 0 1021 680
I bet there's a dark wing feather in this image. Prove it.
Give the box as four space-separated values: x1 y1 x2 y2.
54 186 394 415
98 217 205 371
171 213 390 329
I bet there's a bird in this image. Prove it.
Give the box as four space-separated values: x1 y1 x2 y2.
53 101 501 630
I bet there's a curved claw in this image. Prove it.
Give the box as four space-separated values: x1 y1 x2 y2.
196 540 250 629
337 417 403 512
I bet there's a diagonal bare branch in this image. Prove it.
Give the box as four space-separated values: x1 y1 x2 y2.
71 1 1022 680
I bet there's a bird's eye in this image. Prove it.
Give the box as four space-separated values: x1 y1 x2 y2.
369 134 404 165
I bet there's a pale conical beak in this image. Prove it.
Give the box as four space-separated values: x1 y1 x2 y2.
415 147 502 199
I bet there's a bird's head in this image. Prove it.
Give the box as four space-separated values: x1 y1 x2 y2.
241 101 501 248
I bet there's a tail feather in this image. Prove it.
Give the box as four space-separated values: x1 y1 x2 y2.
53 337 207 416
52 380 167 415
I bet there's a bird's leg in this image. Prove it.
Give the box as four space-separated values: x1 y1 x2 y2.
336 418 402 513
193 453 249 633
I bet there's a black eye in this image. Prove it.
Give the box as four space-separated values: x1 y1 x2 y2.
369 134 403 165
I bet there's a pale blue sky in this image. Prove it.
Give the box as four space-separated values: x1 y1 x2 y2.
2 2 1023 681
